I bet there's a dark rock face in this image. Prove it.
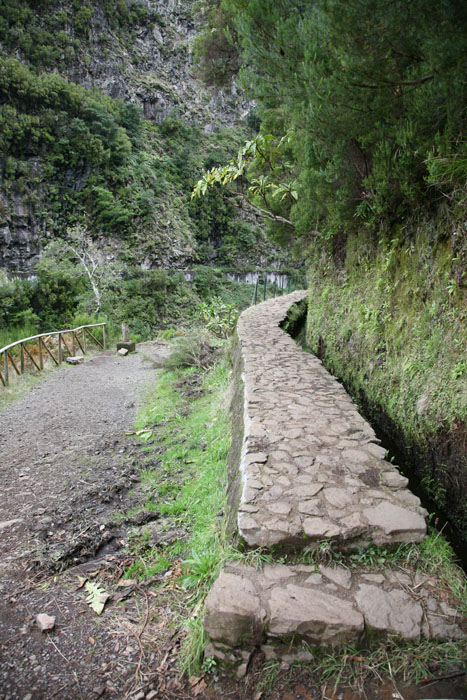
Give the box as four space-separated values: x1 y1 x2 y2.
0 189 41 272
0 0 251 274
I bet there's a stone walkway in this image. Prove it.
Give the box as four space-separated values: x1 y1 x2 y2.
204 292 465 664
234 291 426 549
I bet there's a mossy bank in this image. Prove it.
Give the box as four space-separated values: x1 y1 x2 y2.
302 219 466 548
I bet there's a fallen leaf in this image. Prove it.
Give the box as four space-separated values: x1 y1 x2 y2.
84 581 109 615
116 579 136 587
36 613 55 632
89 636 95 645
76 576 87 590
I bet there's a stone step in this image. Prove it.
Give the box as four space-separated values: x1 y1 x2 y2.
232 291 427 551
204 562 465 667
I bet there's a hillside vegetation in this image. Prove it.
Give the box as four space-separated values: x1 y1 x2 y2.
0 0 284 338
197 0 467 541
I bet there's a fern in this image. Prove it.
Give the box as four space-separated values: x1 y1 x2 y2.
84 580 109 615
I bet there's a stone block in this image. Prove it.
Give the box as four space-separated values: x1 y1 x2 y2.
66 355 84 364
116 341 136 353
204 571 264 646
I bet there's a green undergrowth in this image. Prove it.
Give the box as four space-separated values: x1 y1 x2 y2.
305 222 467 538
125 343 242 672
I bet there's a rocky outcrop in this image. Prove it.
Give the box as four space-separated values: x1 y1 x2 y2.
0 0 252 273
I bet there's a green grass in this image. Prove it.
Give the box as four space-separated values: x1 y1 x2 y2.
127 350 238 672
0 323 40 348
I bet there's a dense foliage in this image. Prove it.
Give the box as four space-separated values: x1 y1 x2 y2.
199 0 467 246
0 0 278 279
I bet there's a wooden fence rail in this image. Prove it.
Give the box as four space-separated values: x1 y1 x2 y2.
0 323 106 387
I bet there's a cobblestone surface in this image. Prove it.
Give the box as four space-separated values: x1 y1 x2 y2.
235 291 427 549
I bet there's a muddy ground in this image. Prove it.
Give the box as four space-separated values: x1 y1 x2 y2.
0 345 465 700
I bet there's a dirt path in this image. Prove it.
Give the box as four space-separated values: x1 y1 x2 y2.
0 344 177 700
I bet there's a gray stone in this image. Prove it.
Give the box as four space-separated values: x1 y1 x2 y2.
355 584 423 639
267 502 292 516
66 355 84 364
36 613 55 632
204 572 263 646
303 518 340 538
363 502 426 541
288 484 323 498
268 584 364 646
323 487 354 508
298 500 322 516
319 566 352 589
380 471 409 489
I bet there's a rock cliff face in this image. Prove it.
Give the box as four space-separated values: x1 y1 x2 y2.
64 0 247 128
0 0 252 273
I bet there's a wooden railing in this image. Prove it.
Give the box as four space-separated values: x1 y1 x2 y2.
0 323 106 387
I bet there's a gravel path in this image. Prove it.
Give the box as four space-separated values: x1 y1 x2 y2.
0 343 173 700
0 345 169 575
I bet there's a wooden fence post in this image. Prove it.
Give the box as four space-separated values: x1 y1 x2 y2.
38 338 43 369
3 349 8 385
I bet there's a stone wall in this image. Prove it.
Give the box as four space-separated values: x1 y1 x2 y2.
203 293 465 666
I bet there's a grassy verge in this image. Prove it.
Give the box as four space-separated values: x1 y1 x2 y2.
125 342 240 674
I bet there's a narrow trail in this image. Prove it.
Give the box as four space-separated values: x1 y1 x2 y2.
0 343 173 700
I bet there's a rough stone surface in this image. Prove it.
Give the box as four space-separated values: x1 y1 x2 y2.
232 292 427 550
66 355 84 364
204 294 464 661
203 571 264 647
204 562 465 658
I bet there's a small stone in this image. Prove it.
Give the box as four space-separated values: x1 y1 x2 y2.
319 566 352 589
36 613 55 632
364 443 387 459
267 501 291 516
245 452 268 464
246 479 263 490
238 504 259 513
66 355 84 364
288 484 323 498
298 500 322 516
342 448 371 463
305 573 323 585
117 347 129 356
323 487 354 508
380 471 409 490
303 518 340 538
